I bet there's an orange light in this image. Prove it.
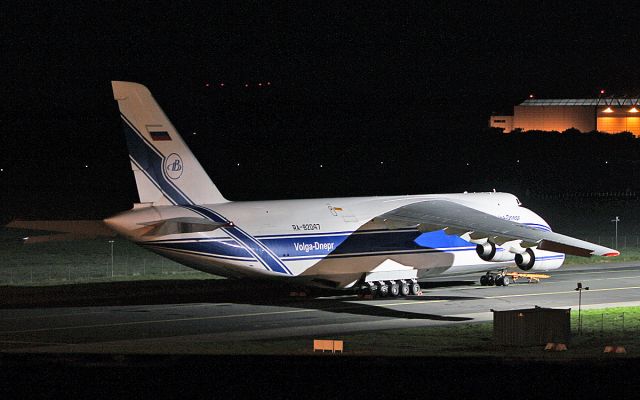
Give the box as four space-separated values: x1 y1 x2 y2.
629 107 639 113
603 107 614 113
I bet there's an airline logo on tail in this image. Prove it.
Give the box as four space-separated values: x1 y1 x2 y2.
164 153 183 179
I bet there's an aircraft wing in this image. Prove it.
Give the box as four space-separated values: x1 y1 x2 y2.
377 200 619 257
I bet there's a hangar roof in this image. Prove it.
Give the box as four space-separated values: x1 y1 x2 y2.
521 98 639 106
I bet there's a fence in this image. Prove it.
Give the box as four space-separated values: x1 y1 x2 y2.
580 235 640 250
573 311 640 338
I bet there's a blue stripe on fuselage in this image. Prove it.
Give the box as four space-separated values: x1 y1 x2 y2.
145 225 477 264
143 239 255 260
182 205 292 275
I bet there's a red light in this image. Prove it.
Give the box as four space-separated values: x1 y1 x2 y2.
219 83 225 87
600 89 606 94
529 94 534 98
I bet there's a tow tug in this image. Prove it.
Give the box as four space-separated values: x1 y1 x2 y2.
480 270 550 286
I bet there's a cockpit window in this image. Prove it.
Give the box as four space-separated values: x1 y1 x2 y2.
515 197 522 206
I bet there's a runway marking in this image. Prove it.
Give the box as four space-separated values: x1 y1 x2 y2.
372 300 448 307
0 299 449 335
598 275 640 281
485 285 640 299
554 270 640 277
425 272 640 292
0 308 322 334
0 340 70 346
2 285 640 335
0 303 220 322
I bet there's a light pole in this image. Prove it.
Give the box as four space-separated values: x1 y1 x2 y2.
108 240 115 278
575 282 589 335
611 216 620 249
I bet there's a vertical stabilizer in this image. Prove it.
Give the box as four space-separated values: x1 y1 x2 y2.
112 81 227 206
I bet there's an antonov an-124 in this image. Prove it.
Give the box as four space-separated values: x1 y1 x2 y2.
104 81 618 297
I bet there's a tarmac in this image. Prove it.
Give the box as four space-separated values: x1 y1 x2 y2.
2 262 640 354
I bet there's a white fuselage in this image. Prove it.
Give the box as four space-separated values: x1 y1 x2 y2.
105 192 564 288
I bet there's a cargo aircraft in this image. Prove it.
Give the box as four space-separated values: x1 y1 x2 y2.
104 81 619 297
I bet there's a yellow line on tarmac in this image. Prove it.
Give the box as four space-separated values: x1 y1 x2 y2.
0 340 70 346
598 275 640 281
485 285 640 299
374 300 448 307
0 299 450 334
0 308 320 334
0 303 220 322
3 286 639 335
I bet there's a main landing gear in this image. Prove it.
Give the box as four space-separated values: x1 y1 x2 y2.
357 279 422 299
479 271 511 287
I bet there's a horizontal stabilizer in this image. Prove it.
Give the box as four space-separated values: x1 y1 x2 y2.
4 220 116 244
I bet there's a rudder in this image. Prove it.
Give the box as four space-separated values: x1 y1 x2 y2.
112 81 227 206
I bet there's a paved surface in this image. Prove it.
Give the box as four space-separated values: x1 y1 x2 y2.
2 263 640 354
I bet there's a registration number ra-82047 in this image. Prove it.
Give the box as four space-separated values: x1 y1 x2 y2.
291 224 321 231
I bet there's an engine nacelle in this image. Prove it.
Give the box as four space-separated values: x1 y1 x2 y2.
515 248 565 271
476 242 516 262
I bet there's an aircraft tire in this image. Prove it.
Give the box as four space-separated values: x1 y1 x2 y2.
480 275 488 286
389 283 400 297
410 283 421 295
502 276 510 286
400 283 410 297
495 276 504 286
378 284 389 297
487 275 495 286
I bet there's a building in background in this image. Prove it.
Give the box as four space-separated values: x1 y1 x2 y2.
490 97 640 136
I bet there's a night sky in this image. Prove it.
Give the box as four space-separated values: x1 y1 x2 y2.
2 3 640 219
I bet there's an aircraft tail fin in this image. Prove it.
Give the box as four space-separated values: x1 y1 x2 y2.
111 81 227 206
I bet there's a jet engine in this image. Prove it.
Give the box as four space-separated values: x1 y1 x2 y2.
475 241 516 262
515 248 564 271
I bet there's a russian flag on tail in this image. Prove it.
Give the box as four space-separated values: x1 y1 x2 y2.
150 131 171 141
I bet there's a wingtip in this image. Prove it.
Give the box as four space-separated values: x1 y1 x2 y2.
603 251 620 257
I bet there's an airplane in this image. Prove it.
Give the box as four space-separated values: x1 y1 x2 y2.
104 81 619 298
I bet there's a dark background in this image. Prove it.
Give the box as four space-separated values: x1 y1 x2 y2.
1 2 639 221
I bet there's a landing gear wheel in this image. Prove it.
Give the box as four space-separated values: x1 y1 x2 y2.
399 283 410 297
378 284 389 297
502 276 510 286
487 275 495 286
410 282 421 295
495 276 504 286
389 283 400 297
480 275 488 286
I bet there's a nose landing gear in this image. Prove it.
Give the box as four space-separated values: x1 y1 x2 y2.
480 271 510 287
